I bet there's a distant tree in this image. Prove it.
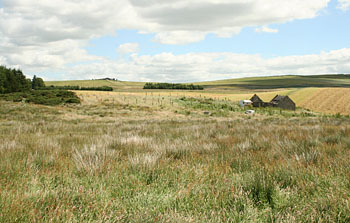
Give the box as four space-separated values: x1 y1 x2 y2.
32 75 37 89
0 66 31 93
36 77 45 88
0 67 5 94
32 75 45 89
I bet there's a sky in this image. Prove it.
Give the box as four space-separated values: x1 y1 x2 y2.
0 0 349 82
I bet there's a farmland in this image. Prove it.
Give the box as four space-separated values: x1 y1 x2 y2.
1 75 350 222
47 75 350 115
47 74 350 91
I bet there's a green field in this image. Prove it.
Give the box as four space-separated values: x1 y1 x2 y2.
47 75 350 91
47 79 145 91
197 75 350 90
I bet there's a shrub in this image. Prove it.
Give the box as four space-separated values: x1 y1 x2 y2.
0 90 80 106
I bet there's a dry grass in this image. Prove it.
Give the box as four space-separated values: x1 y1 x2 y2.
75 88 350 116
74 89 295 110
1 90 350 222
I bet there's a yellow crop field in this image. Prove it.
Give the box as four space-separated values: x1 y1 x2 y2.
294 88 350 115
75 87 350 115
75 89 295 107
286 88 320 105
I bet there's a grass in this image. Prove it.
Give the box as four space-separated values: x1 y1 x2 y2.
1 90 350 222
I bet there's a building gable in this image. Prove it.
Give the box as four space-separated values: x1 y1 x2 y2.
251 94 296 110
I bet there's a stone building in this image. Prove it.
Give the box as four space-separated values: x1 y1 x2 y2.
250 94 296 110
269 95 296 111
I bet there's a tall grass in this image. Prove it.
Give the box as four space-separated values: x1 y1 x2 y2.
1 97 350 222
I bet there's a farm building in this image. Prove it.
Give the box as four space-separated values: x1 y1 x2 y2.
250 94 296 110
269 95 296 110
250 94 264 107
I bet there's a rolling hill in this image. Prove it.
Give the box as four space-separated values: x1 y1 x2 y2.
197 74 350 89
47 74 350 91
47 79 145 91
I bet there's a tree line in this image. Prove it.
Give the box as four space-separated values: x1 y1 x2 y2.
39 85 113 91
0 65 113 94
144 82 204 90
0 66 45 94
0 66 81 105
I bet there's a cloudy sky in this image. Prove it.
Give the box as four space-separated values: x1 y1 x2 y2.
0 0 349 82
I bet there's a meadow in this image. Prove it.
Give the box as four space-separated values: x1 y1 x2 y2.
1 83 350 222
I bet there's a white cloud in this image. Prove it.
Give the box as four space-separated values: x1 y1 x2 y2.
63 48 350 82
0 0 337 80
0 0 137 71
338 0 350 10
118 43 139 54
154 31 207 45
131 0 330 43
0 0 330 47
255 26 279 33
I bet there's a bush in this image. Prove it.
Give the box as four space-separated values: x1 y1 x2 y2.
177 97 242 113
65 98 81 104
0 90 81 106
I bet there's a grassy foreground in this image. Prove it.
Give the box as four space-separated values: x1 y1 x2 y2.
1 91 350 222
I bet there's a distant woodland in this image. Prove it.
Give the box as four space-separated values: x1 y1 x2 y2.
0 66 80 105
41 85 113 91
144 82 204 90
0 66 45 93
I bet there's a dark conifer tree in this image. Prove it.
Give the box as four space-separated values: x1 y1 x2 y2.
0 65 32 93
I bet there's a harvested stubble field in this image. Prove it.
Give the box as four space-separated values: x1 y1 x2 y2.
296 88 350 115
1 90 350 222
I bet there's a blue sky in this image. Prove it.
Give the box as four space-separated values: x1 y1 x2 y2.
87 1 349 59
0 0 349 82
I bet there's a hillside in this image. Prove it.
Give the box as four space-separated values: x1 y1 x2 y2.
47 80 145 91
292 88 350 115
197 74 350 89
255 87 350 115
47 74 350 91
